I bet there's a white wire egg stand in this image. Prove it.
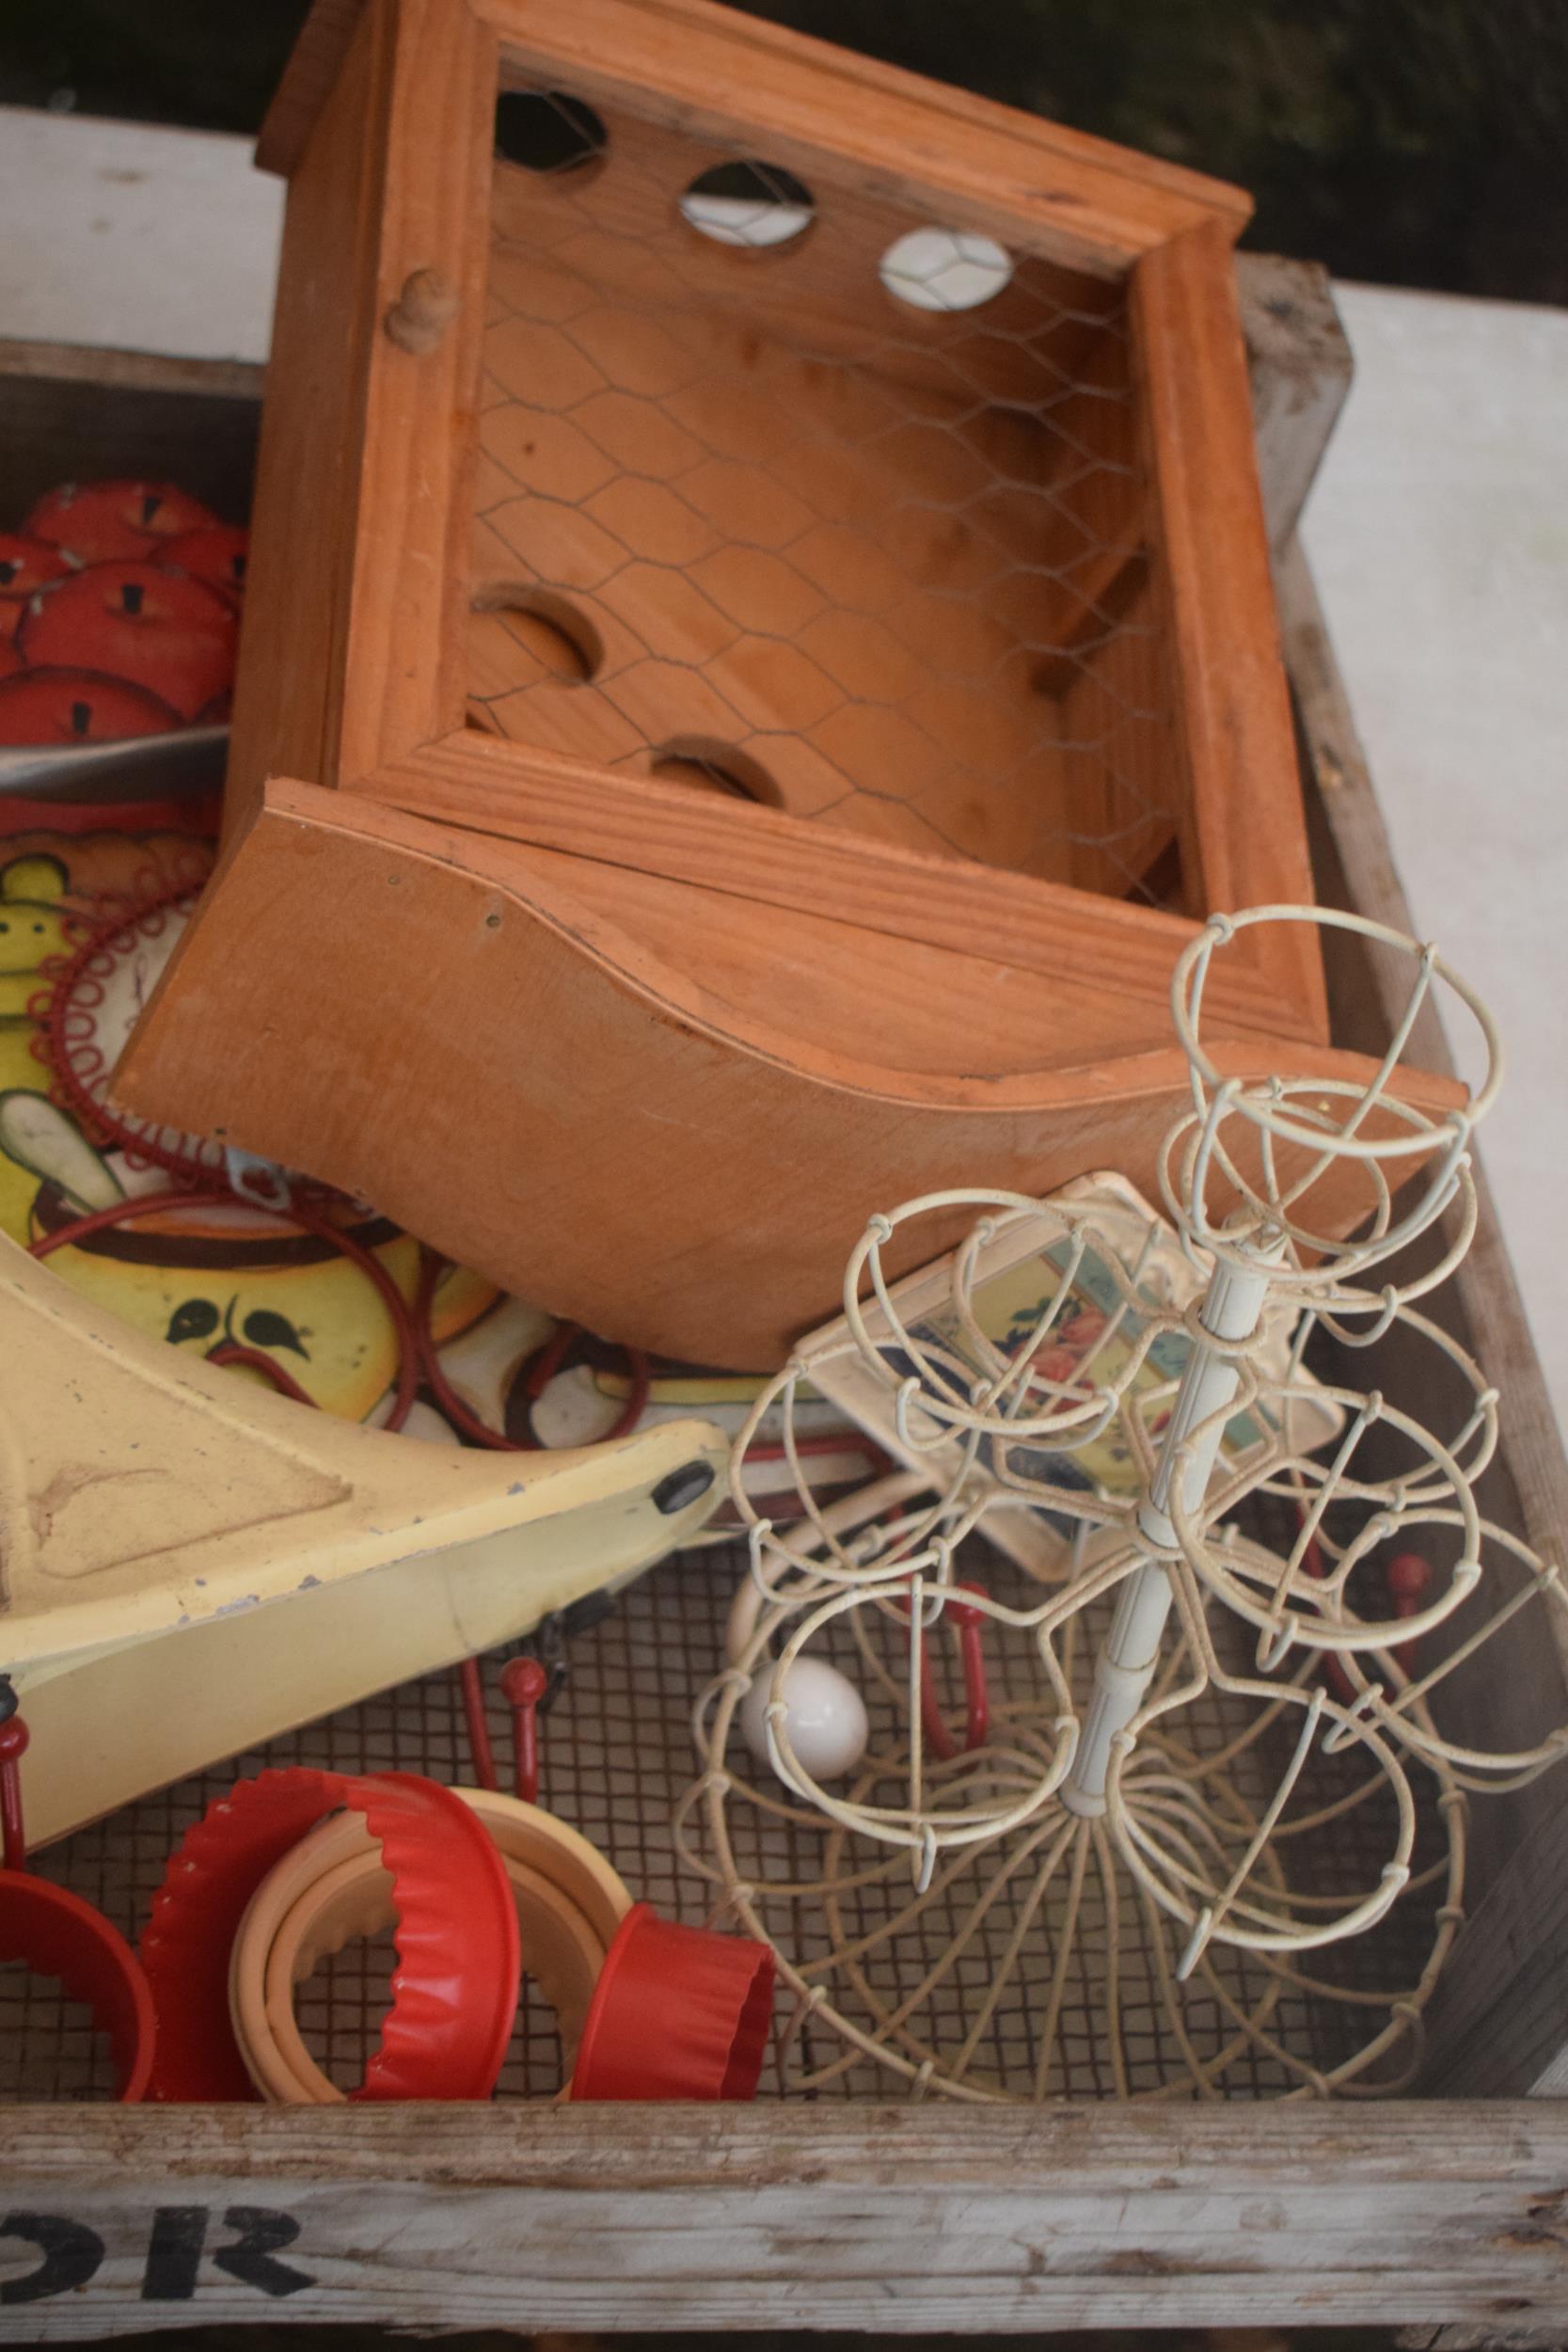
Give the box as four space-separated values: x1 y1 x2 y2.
676 906 1568 2103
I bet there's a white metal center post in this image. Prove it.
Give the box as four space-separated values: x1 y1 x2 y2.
1061 1243 1278 1816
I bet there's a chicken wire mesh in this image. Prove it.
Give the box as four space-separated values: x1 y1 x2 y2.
1 1536 1445 2107
469 77 1181 905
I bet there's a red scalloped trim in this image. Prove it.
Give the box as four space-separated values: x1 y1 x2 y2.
140 1767 518 2103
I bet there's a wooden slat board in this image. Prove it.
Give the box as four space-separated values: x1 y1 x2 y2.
1132 221 1325 1031
333 0 497 787
257 0 373 178
362 728 1311 1041
1280 537 1568 1603
221 0 395 835
115 771 1461 1370
266 0 1252 261
0 341 261 531
6 2103 1568 2335
479 0 1249 279
1234 252 1355 555
1281 532 1568 2107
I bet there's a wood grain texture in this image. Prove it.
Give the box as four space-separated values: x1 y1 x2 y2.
483 98 1120 410
0 344 261 538
1280 537 1568 1611
117 777 1460 1371
1420 1782 1568 2102
256 0 373 177
1133 223 1326 1029
222 0 1324 1111
222 0 394 837
479 0 1249 281
7 2102 1568 2338
0 341 262 404
267 0 1252 255
1053 563 1183 905
1282 534 1568 2108
1236 252 1354 553
364 729 1313 1045
332 0 496 784
235 0 496 822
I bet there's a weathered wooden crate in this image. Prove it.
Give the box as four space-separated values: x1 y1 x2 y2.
0 341 260 529
5 263 1568 2341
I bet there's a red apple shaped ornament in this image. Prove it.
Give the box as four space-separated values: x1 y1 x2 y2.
0 639 21 680
20 562 237 723
0 534 74 636
0 667 182 745
157 524 248 608
24 480 220 565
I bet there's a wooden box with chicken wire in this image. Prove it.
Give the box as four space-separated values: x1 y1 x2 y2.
117 0 1343 1374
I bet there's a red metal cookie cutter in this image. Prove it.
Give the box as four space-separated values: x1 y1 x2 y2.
140 1767 520 2102
0 1710 156 2102
570 1903 775 2102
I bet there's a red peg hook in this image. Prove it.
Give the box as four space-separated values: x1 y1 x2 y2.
0 1710 29 1872
500 1656 550 1804
459 1649 556 1804
1300 1513 1433 1699
1386 1550 1433 1677
902 1581 991 1762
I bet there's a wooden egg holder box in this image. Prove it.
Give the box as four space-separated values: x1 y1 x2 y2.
113 0 1353 1375
225 0 1303 913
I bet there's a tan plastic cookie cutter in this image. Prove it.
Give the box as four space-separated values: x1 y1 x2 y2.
142 1767 523 2102
229 1787 633 2104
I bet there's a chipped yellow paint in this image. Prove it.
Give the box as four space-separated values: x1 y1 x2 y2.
1 1232 724 1843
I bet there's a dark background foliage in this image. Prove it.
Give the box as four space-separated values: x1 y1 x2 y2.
3 0 1565 303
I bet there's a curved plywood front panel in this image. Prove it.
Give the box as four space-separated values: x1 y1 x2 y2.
117 781 1457 1368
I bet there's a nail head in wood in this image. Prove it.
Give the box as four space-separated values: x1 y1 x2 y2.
383 267 460 356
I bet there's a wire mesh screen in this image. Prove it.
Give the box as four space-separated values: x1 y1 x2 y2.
2 1539 1441 2106
469 76 1183 907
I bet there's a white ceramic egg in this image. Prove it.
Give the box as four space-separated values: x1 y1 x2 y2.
740 1657 869 1785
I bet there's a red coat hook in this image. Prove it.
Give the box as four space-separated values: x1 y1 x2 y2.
500 1656 551 1804
905 1581 990 1762
0 1709 29 1872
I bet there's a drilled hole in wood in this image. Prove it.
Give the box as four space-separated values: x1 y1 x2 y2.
494 89 607 176
472 584 602 685
879 227 1014 312
647 739 782 805
679 161 815 251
